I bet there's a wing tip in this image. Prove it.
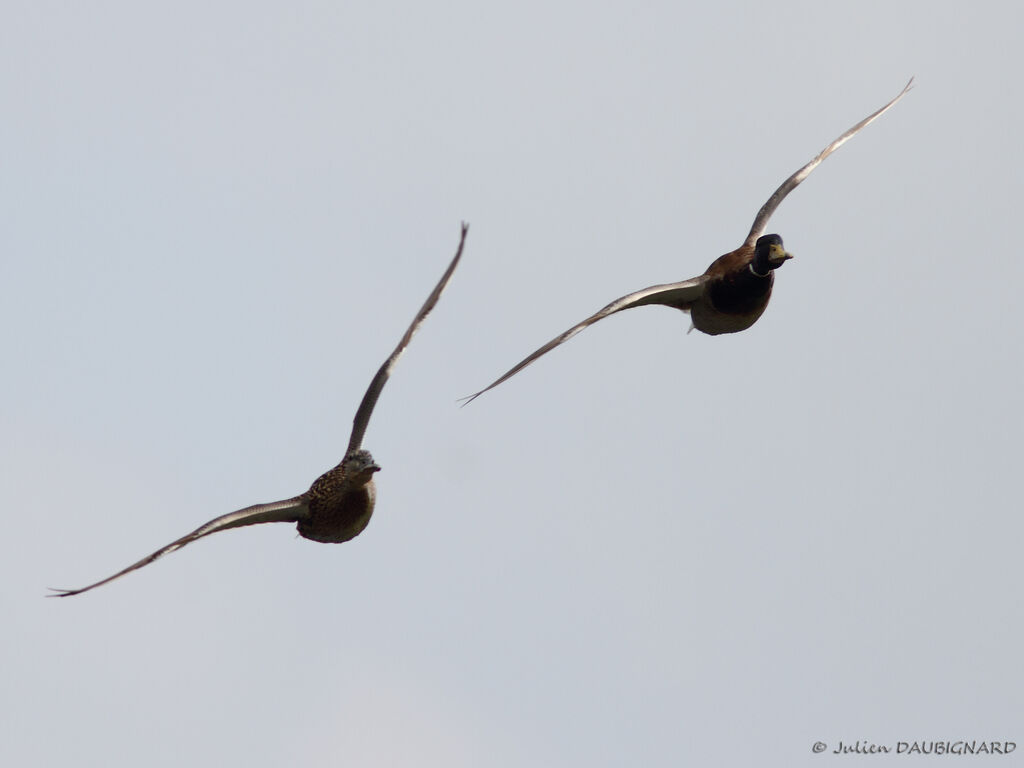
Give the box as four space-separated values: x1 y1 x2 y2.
457 391 484 407
46 587 83 598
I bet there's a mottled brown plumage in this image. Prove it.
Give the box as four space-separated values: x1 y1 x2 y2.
297 450 380 544
462 80 912 403
50 223 468 597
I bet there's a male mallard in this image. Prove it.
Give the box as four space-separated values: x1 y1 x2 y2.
463 80 912 403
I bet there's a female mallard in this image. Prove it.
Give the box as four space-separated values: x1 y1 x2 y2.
51 224 468 596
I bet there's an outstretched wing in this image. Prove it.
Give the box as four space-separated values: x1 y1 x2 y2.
461 275 707 404
346 222 469 454
48 496 309 597
744 78 913 248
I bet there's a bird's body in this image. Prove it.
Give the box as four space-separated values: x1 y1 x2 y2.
300 483 375 544
463 80 912 403
297 450 380 544
688 243 775 335
600 242 777 334
51 224 469 596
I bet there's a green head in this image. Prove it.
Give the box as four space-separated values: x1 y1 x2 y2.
751 234 793 276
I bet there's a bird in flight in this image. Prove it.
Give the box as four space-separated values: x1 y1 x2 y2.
462 80 912 404
50 223 469 596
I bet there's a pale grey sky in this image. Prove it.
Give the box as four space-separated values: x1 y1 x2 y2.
3 2 1022 766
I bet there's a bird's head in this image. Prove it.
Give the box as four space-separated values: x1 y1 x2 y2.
751 234 793 276
344 449 381 484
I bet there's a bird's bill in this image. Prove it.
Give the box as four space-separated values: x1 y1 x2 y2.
768 243 793 266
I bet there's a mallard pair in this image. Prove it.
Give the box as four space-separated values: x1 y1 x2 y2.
52 81 911 596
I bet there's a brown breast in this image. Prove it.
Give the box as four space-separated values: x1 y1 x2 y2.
297 479 377 544
689 244 774 335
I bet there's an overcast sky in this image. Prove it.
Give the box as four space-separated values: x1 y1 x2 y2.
3 2 1022 766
